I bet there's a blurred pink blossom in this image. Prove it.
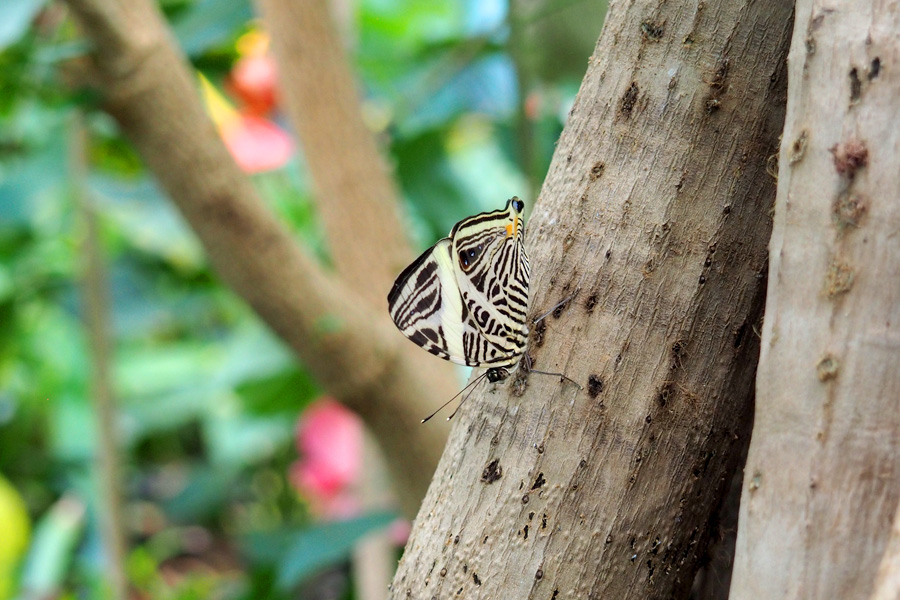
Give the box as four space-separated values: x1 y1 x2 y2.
291 399 363 518
221 114 293 173
387 517 411 546
199 73 293 173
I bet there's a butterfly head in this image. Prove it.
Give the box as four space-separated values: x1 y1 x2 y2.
451 198 526 274
486 367 510 383
505 196 525 239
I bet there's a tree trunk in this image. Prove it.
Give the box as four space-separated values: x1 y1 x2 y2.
870 500 900 600
390 0 791 598
730 1 900 598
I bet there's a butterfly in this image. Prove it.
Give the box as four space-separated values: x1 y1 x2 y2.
388 197 578 421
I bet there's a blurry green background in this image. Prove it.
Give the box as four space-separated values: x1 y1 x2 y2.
0 0 605 597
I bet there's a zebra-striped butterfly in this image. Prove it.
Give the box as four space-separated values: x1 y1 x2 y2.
388 198 575 421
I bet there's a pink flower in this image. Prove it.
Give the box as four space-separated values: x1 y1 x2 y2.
199 73 293 173
220 114 293 173
291 399 363 518
387 518 411 546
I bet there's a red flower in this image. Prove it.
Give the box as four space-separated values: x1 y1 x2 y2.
227 54 279 117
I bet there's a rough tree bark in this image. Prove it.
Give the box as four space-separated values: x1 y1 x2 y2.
870 500 900 600
389 0 791 598
61 0 451 517
730 1 900 598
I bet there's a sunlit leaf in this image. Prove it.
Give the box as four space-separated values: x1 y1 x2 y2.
49 395 95 463
0 473 30 599
203 407 292 467
399 53 517 135
0 0 45 51
20 495 85 595
444 116 530 207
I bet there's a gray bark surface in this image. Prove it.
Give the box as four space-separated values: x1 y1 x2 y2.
730 1 900 598
390 0 791 597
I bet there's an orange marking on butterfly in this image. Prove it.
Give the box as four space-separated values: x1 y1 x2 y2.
505 217 519 238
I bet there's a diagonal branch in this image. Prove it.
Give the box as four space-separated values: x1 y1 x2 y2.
62 0 450 516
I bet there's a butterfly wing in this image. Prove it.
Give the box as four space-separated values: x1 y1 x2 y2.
388 238 474 365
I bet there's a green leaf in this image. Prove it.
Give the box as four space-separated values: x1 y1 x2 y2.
0 134 67 227
235 368 319 416
171 0 253 57
203 407 293 467
244 511 397 589
0 0 45 51
392 129 474 241
398 53 517 136
49 395 95 463
20 495 86 594
163 463 238 522
214 324 297 389
88 175 205 272
117 342 222 401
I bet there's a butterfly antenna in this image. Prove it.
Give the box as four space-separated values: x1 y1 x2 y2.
446 376 487 421
421 372 488 423
533 297 572 324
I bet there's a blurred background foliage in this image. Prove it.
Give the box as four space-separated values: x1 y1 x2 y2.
0 0 606 597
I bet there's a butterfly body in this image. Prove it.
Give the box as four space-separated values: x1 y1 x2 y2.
388 198 530 373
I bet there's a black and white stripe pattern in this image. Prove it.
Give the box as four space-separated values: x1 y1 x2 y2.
387 198 530 368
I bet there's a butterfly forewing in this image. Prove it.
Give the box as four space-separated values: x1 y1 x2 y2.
387 198 530 368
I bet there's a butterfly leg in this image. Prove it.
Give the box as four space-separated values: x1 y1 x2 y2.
532 271 590 324
521 353 583 389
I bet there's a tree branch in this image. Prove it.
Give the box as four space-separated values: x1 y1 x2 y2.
75 113 128 600
731 1 900 596
257 0 409 309
62 0 449 516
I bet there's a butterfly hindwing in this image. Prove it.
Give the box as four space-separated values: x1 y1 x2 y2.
388 238 471 365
